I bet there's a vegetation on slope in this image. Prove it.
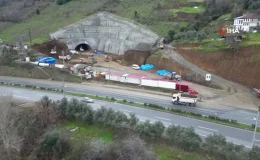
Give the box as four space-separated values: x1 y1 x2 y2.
0 0 260 50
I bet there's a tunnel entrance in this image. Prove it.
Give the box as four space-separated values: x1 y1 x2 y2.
75 43 91 52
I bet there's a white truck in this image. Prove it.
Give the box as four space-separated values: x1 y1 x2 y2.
172 93 197 107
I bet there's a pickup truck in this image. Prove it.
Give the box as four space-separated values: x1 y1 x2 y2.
172 93 197 107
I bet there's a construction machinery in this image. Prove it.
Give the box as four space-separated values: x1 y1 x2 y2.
79 55 97 65
104 54 109 62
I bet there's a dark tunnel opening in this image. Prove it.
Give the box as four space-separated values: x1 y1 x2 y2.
75 43 91 52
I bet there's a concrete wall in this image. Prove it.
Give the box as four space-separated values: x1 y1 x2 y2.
50 12 160 55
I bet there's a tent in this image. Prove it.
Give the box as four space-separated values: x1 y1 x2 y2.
37 57 56 64
156 70 172 76
140 64 154 71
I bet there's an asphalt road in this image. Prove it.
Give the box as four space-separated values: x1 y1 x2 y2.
2 86 260 148
0 78 258 126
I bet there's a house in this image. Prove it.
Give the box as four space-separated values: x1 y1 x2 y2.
234 13 260 32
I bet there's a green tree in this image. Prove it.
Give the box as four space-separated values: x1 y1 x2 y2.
197 32 207 42
58 97 68 116
128 113 139 127
37 131 71 160
166 125 201 151
249 146 260 160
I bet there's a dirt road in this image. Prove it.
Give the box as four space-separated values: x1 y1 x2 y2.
164 45 260 111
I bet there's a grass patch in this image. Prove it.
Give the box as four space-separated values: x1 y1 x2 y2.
170 6 205 14
60 121 112 143
154 144 205 160
150 50 168 58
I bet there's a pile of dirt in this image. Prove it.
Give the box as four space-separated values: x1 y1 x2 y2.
178 46 260 88
32 40 69 56
122 50 152 65
0 65 81 83
146 56 217 88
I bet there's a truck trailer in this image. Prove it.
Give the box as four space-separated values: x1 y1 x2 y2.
172 93 197 107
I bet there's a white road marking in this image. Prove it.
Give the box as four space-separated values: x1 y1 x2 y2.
196 108 216 113
199 134 207 137
14 95 30 99
76 88 85 91
245 146 252 148
198 126 218 132
140 120 145 122
244 118 255 121
238 111 256 116
255 139 260 142
13 91 22 93
118 109 132 113
154 116 171 121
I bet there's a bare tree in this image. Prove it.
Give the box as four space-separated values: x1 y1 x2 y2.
0 93 20 159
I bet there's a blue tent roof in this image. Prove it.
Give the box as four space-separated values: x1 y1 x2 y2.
37 57 56 64
140 64 154 71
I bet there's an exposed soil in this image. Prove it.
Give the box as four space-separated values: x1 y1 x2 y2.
177 46 260 88
122 50 152 65
32 40 69 57
0 65 81 82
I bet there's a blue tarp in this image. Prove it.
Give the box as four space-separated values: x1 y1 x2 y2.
93 51 103 54
140 64 154 71
156 70 172 76
36 57 56 64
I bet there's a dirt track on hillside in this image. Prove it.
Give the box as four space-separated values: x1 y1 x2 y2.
164 45 260 110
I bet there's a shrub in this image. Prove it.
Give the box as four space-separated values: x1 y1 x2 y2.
136 120 165 139
166 125 202 151
37 131 71 160
202 133 248 160
123 99 127 103
128 113 139 127
110 97 115 101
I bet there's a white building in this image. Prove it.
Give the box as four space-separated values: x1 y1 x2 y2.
234 13 260 32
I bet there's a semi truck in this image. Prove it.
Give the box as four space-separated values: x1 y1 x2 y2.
172 93 197 107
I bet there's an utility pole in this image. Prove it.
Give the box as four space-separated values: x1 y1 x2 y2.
28 28 32 46
62 50 65 68
252 106 260 147
179 70 182 92
62 78 65 98
109 66 110 81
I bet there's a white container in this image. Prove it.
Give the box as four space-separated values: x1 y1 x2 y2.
30 61 38 65
25 57 30 62
39 63 50 67
55 64 65 69
205 74 212 81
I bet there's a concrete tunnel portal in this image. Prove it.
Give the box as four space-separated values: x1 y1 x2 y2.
75 43 91 52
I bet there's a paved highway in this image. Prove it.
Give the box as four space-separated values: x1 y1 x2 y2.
0 78 259 125
2 86 260 148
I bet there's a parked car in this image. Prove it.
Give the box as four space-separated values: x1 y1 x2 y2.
132 64 140 70
82 97 94 103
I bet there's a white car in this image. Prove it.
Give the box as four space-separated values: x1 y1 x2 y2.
132 64 140 70
82 97 94 103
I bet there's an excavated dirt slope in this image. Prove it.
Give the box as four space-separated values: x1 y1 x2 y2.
177 46 260 88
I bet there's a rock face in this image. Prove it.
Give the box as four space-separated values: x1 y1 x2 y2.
49 12 160 55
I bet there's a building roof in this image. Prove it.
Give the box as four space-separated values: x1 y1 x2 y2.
105 72 124 76
235 13 260 19
123 73 147 79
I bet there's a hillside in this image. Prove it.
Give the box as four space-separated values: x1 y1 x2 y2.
0 0 260 48
0 0 204 43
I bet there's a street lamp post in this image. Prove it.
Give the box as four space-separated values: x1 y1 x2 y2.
252 106 260 147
